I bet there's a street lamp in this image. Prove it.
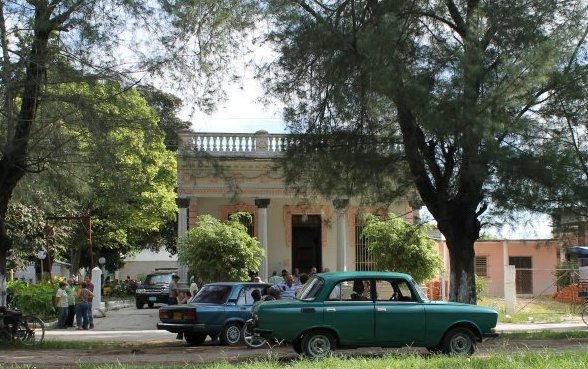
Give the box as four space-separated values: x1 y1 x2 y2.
36 250 47 282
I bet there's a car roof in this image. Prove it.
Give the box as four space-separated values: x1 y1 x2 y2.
317 271 412 280
204 282 270 287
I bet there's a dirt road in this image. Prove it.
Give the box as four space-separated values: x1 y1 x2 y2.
2 305 587 367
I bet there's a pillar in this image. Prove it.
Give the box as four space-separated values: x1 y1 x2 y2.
333 198 349 272
176 198 190 282
91 266 102 311
255 198 270 281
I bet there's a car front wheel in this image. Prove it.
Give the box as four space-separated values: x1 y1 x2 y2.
301 330 335 359
442 327 476 356
184 332 206 346
135 301 144 309
220 322 242 346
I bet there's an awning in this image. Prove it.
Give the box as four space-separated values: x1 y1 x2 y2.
566 246 588 258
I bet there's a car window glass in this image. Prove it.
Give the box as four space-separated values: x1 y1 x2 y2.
325 279 372 301
396 280 416 301
296 277 324 300
193 285 232 304
145 274 172 284
375 279 416 302
375 279 394 301
236 288 247 305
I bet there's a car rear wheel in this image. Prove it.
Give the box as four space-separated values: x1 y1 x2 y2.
135 301 144 309
301 330 335 359
184 332 206 346
147 302 154 308
442 327 476 356
220 322 242 346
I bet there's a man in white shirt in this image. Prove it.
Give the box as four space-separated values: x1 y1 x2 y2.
273 274 298 300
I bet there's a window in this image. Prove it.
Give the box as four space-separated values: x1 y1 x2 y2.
228 213 254 237
475 256 488 277
374 279 416 302
355 215 375 271
325 279 373 301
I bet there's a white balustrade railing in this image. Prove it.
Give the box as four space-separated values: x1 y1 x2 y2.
179 131 289 156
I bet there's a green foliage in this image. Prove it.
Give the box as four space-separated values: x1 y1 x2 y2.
177 214 264 282
554 260 579 290
361 214 442 284
475 275 486 299
6 280 59 320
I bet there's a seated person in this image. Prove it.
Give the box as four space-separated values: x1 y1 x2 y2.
251 289 261 302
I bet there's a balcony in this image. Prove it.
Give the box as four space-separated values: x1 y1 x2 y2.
178 130 289 158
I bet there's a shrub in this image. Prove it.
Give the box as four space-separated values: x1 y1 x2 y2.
7 280 59 320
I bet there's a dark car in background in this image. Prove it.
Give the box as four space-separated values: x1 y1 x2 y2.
135 269 177 309
157 282 269 346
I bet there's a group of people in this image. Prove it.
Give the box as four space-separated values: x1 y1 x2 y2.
55 276 96 330
167 274 200 305
250 268 316 301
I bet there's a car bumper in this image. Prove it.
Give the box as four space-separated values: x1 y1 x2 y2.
136 295 168 304
157 322 208 334
253 328 273 338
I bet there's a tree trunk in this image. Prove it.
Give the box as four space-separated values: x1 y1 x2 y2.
0 3 54 271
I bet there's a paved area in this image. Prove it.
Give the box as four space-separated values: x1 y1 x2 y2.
41 304 588 342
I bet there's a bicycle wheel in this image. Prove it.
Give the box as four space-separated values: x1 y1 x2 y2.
242 319 267 349
15 316 45 345
582 302 588 325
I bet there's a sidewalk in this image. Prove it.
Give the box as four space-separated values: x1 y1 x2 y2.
497 320 588 333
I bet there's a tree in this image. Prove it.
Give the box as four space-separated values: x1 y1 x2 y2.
177 214 264 282
362 214 441 284
262 1 588 303
0 0 259 271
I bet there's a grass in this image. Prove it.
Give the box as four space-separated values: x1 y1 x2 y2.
478 296 582 323
3 352 582 369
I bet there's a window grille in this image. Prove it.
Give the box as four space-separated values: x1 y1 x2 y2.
475 256 488 277
355 215 375 271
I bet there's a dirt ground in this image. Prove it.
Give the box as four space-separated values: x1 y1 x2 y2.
2 337 588 368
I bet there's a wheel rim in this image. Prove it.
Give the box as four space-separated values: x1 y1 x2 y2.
307 334 331 358
243 323 266 348
226 324 241 344
449 332 472 355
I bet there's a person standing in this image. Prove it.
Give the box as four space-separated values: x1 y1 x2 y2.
84 276 95 329
169 274 180 305
55 282 69 329
75 281 94 330
268 271 283 285
65 278 77 327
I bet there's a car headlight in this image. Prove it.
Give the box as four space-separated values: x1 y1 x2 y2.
136 288 146 294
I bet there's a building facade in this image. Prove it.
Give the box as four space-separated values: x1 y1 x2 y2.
176 130 415 281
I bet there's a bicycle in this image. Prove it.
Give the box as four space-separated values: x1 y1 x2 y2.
580 280 588 325
0 306 45 345
242 318 267 349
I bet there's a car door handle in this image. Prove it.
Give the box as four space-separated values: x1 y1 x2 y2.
377 307 386 312
326 307 336 312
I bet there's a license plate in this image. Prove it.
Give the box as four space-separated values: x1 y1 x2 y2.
173 312 182 320
149 296 157 302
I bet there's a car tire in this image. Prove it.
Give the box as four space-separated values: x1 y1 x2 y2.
301 330 335 359
135 301 144 309
184 332 206 346
220 322 242 346
147 302 154 308
441 327 476 356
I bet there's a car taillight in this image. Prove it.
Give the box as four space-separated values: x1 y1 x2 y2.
159 310 169 320
183 311 196 321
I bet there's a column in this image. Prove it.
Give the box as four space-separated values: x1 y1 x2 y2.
176 198 190 281
333 198 349 272
255 198 271 281
176 198 190 237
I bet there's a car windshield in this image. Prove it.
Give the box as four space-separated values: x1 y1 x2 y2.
295 277 324 301
192 285 232 304
145 274 172 285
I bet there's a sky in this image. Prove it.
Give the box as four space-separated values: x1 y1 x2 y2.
187 70 553 240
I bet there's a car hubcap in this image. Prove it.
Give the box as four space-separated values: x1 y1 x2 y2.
308 334 331 357
450 333 471 355
227 325 240 344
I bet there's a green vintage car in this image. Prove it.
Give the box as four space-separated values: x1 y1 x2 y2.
252 271 498 358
